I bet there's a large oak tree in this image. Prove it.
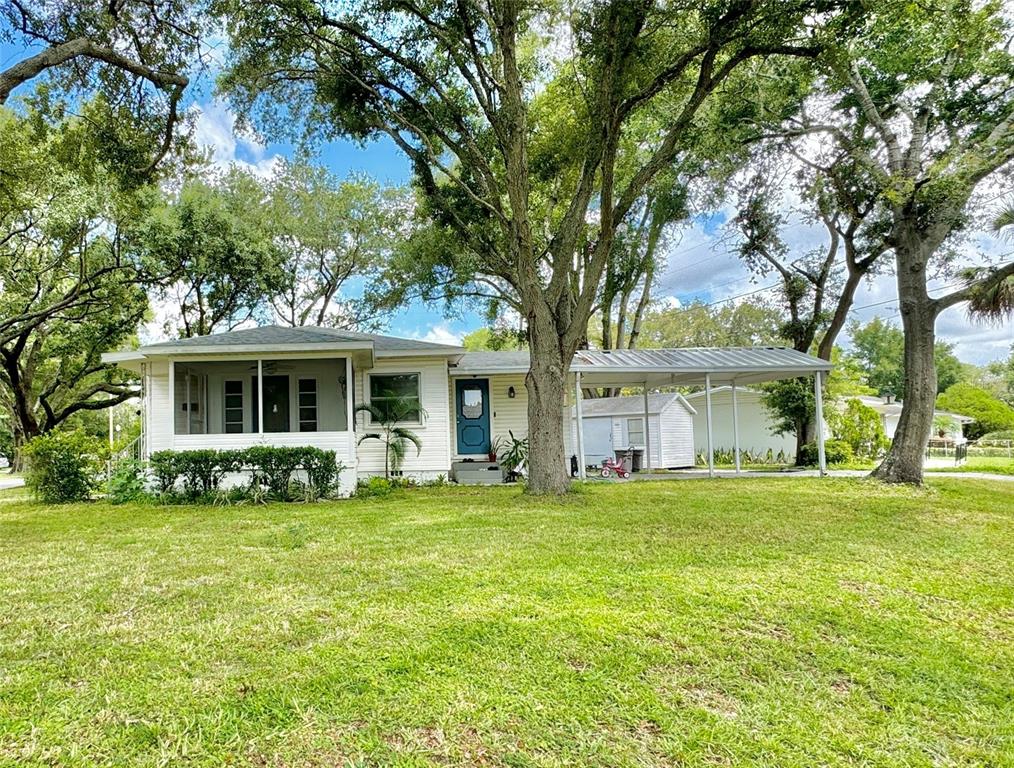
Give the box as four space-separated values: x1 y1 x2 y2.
219 0 832 493
781 0 1014 483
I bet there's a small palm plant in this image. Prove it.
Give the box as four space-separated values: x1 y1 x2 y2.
355 393 424 479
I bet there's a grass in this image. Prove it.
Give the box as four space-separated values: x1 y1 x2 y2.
926 454 1014 475
2 479 1013 767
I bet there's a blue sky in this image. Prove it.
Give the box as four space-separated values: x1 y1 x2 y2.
3 40 1013 364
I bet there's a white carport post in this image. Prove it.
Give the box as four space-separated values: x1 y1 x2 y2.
814 370 827 477
643 384 651 472
705 372 715 478
731 380 741 475
574 372 586 479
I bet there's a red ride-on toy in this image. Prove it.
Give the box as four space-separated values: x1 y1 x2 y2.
600 455 631 479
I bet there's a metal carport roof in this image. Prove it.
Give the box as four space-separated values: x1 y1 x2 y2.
571 347 830 387
452 347 831 387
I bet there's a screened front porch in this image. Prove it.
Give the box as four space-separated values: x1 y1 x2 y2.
169 357 353 449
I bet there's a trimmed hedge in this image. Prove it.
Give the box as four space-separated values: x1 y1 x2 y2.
149 446 343 501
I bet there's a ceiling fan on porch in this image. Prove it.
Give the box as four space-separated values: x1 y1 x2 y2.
246 362 296 373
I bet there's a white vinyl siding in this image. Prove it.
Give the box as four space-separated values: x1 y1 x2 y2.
449 373 530 458
356 357 452 479
687 388 796 460
568 393 696 469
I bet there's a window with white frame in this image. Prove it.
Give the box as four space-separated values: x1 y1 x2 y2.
224 380 244 433
298 378 318 432
369 373 421 423
626 417 645 447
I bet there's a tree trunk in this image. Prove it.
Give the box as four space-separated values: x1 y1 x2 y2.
525 313 571 495
872 305 937 483
873 232 938 484
794 419 809 466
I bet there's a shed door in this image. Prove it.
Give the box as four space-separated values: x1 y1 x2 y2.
582 417 614 467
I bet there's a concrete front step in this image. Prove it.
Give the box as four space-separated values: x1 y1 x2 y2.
451 460 504 485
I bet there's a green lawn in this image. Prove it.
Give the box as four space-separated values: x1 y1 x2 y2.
2 479 1013 767
927 454 1014 475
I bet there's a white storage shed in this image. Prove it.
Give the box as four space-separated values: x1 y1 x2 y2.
570 393 696 470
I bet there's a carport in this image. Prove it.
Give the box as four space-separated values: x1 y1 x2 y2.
571 347 833 478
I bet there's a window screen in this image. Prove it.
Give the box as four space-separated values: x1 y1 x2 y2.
626 417 645 446
369 373 421 422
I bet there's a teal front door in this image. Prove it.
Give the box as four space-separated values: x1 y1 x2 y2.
455 378 490 455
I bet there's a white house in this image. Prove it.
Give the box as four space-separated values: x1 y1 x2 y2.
848 395 973 444
567 393 696 469
102 328 833 492
685 386 797 461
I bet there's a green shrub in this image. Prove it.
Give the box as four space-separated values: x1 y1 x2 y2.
798 439 854 467
107 459 149 504
178 449 242 498
23 430 103 503
245 446 304 499
150 447 342 503
979 429 1014 441
354 476 396 498
828 400 889 459
301 448 343 501
150 451 182 494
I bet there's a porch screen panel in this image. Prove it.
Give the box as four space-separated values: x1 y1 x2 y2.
298 378 318 432
224 380 244 433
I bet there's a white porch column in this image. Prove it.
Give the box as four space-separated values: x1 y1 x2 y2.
167 357 175 447
643 384 652 472
574 372 586 480
814 370 827 477
257 358 264 438
731 380 741 475
705 372 715 478
345 355 355 438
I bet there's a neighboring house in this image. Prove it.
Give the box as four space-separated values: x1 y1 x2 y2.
102 328 832 492
566 393 696 469
685 387 797 460
682 387 974 464
847 395 973 444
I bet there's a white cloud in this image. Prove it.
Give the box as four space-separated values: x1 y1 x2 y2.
191 100 283 178
411 323 464 346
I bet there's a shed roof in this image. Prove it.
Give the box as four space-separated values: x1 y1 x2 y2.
575 393 695 417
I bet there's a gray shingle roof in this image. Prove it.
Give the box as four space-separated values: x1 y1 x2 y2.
140 325 463 355
452 351 531 372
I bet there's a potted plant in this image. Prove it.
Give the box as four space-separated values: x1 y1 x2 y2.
499 431 529 482
487 435 505 463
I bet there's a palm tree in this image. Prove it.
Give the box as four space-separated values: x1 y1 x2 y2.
355 393 424 479
960 206 1014 322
